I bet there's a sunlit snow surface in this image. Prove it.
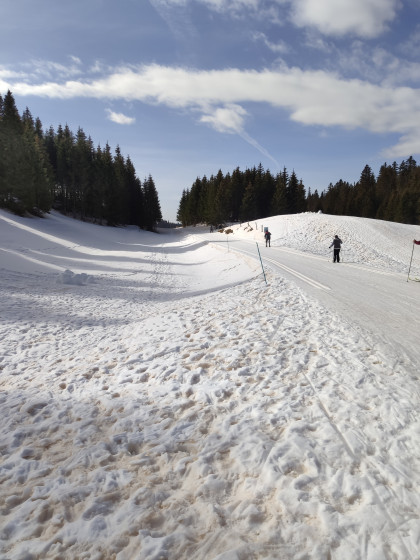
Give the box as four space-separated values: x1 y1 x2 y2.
1 209 419 560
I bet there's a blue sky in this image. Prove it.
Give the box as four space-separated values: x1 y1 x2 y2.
2 0 420 221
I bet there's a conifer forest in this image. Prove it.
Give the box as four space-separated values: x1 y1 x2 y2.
0 91 162 229
177 158 420 227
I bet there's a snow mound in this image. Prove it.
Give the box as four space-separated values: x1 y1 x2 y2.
58 269 96 285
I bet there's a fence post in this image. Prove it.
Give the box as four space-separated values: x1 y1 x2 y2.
407 242 415 282
256 243 267 285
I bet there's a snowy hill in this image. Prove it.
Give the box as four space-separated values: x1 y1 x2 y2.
1 209 419 560
229 212 420 275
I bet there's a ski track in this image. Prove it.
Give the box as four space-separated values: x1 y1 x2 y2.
0 212 419 559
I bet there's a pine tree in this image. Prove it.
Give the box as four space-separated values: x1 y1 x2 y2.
203 173 219 226
55 124 74 213
375 163 398 220
177 189 190 226
142 175 162 230
1 93 156 225
356 164 376 218
214 172 232 225
240 181 258 222
230 167 245 222
70 127 93 219
257 166 275 218
101 143 118 225
125 156 145 227
113 145 129 224
21 108 53 213
296 179 306 213
187 177 203 226
286 170 299 214
0 92 52 214
271 171 288 215
306 188 320 212
0 91 25 213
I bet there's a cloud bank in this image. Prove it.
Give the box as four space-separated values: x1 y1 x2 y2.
2 62 419 158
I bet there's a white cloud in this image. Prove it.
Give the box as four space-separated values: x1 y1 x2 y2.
151 0 399 37
0 69 26 80
399 24 420 54
289 0 400 38
200 104 280 165
200 104 247 133
27 57 83 80
106 109 136 125
336 43 420 86
382 131 420 159
253 32 290 54
3 61 420 158
149 0 197 41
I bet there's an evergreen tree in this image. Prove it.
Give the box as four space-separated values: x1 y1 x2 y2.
240 181 258 222
271 171 288 215
187 177 203 225
0 91 26 213
125 156 145 227
286 170 299 214
0 92 157 226
306 188 320 212
296 179 306 213
101 143 118 225
113 145 129 224
142 175 162 230
375 163 398 220
0 92 52 214
177 189 190 226
70 128 93 219
203 172 219 226
257 166 276 218
356 164 376 218
214 171 232 225
230 167 245 222
55 124 74 213
21 108 53 213
398 157 417 192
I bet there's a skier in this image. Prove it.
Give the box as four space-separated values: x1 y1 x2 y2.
264 230 271 247
329 235 342 262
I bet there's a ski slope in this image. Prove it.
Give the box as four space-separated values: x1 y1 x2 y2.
202 215 420 367
1 209 419 560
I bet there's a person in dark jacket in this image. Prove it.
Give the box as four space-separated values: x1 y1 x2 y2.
329 235 342 262
264 230 271 247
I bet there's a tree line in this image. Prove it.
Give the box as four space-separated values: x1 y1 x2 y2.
0 90 162 230
177 164 306 226
309 159 420 224
177 159 420 227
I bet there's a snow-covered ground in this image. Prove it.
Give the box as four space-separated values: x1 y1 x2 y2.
1 209 419 560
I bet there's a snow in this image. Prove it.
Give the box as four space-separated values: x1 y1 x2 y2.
1 209 419 560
